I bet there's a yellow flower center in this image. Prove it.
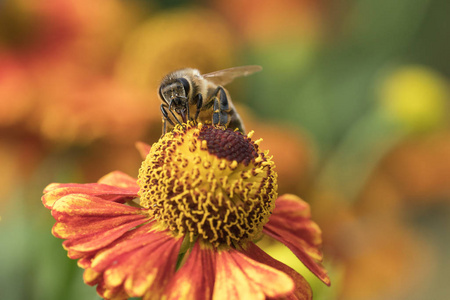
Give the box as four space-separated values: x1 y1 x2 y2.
138 122 278 247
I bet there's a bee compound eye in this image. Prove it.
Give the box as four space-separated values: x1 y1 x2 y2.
177 78 190 96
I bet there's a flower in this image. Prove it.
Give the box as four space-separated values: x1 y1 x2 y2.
42 123 330 299
212 0 324 43
378 65 449 133
114 8 235 132
0 56 34 127
378 129 450 203
116 8 234 91
239 104 314 195
0 0 148 144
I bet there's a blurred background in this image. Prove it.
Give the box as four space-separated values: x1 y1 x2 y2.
0 0 449 299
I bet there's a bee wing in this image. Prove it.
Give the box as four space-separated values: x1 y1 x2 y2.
202 65 262 86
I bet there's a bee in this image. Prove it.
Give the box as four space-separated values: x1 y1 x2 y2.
158 65 262 135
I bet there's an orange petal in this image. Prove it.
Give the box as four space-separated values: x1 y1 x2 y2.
98 171 140 191
83 267 102 286
42 182 138 209
91 224 165 274
213 248 295 300
242 243 312 300
87 223 182 298
96 280 129 300
136 141 152 160
263 194 330 286
165 242 216 300
51 194 149 257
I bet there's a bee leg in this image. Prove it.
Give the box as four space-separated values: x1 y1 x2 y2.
185 98 190 123
211 86 229 127
161 103 184 134
162 118 167 135
193 93 203 122
167 102 182 125
161 104 175 125
160 104 173 135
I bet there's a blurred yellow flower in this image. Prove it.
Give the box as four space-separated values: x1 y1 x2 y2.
379 65 449 133
115 8 235 116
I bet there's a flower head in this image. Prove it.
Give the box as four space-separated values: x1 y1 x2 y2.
138 123 277 247
43 123 329 299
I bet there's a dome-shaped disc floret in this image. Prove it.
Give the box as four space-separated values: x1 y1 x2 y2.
138 123 278 247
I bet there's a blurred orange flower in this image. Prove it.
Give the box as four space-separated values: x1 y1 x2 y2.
0 0 147 145
376 129 450 204
31 70 151 145
212 0 324 43
312 188 434 300
240 105 314 195
0 56 34 127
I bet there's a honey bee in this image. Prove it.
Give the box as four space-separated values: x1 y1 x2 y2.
158 65 262 135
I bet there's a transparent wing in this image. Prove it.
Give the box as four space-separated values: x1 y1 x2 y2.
202 65 262 86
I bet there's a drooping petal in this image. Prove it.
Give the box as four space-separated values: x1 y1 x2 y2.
96 281 129 300
136 141 152 160
42 182 138 209
85 222 183 299
165 242 216 300
83 267 102 285
51 194 150 259
98 171 140 192
263 194 330 286
241 242 312 300
213 248 295 300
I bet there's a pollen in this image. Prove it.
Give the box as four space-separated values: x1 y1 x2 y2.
137 122 278 248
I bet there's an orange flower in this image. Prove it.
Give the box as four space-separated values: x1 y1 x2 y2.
0 0 145 144
212 0 324 43
42 123 329 299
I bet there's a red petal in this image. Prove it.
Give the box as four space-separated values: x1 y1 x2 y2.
213 248 295 300
263 194 330 286
135 141 152 160
165 242 216 300
42 182 138 209
51 194 149 256
98 171 140 192
88 223 182 298
241 243 312 300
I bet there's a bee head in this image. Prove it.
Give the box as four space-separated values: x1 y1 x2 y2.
159 77 190 109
